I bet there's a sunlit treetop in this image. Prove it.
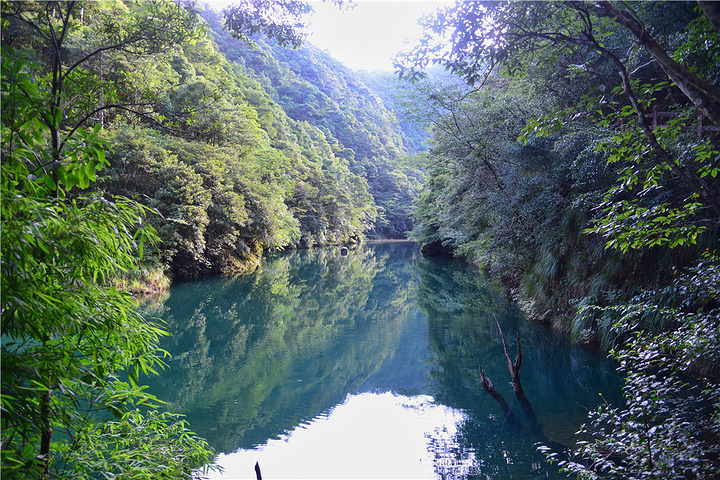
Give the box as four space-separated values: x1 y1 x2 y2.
222 0 350 48
399 0 720 125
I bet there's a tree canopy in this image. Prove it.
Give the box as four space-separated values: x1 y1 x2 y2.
1 0 420 477
1 1 217 477
401 0 720 251
402 1 720 478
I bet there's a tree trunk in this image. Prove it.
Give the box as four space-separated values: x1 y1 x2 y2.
592 40 720 218
479 366 521 427
496 318 539 426
699 1 720 35
595 1 720 126
40 387 52 480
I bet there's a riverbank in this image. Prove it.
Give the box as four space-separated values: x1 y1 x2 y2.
142 241 624 479
111 265 172 296
120 239 411 297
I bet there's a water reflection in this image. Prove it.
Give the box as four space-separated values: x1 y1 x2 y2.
141 242 623 478
210 392 473 479
418 254 623 477
143 243 423 453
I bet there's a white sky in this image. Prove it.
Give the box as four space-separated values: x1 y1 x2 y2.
207 0 452 72
308 1 451 71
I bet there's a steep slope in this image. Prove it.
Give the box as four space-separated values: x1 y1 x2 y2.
205 8 424 238
93 9 379 278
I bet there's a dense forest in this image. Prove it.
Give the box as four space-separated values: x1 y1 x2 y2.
1 0 719 479
400 1 720 478
0 0 422 477
4 1 424 282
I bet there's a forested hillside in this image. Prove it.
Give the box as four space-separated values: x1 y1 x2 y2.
358 70 430 155
400 2 720 478
205 7 425 238
0 1 421 477
404 0 720 345
5 1 421 283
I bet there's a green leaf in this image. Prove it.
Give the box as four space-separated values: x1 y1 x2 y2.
41 174 56 192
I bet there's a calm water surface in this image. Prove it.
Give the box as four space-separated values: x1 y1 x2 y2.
142 241 623 479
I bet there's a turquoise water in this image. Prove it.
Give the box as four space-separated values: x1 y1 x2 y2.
142 241 623 479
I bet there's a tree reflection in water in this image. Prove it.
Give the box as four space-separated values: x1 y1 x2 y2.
418 253 624 477
140 242 623 479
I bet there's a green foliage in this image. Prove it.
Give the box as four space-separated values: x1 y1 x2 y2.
590 199 706 252
406 0 720 253
55 410 215 479
2 0 425 476
405 4 720 479
409 0 720 323
99 127 214 277
674 12 720 84
207 7 423 238
1 0 203 141
357 71 430 155
409 74 635 324
1 9 215 477
0 44 109 197
222 0 314 48
573 78 720 252
70 6 396 275
551 255 720 479
1 106 214 480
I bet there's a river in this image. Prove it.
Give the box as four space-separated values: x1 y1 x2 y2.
141 241 623 479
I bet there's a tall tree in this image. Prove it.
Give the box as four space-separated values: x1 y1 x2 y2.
1 0 201 191
1 1 217 477
401 0 720 251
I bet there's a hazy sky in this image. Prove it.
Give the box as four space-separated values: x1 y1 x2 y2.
207 0 452 72
308 1 451 71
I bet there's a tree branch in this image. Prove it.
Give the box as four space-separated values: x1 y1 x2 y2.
589 37 720 218
698 1 720 35
495 316 539 426
478 365 521 427
594 1 720 126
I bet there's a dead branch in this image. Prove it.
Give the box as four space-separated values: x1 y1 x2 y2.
495 316 538 425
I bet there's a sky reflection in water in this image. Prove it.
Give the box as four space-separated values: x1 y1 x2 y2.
143 242 622 479
210 392 473 479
